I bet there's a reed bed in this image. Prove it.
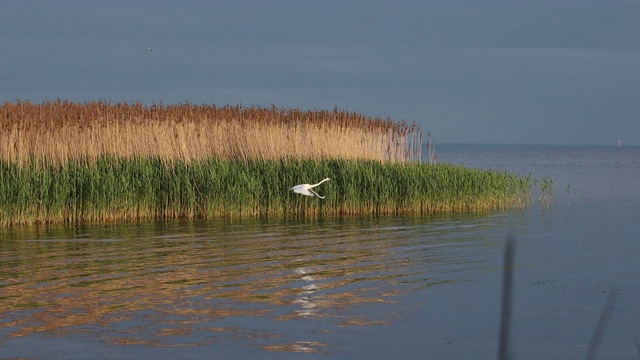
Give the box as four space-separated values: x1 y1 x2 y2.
0 100 422 166
0 157 531 226
0 100 533 226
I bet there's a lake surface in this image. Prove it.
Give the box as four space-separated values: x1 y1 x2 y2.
1 145 639 359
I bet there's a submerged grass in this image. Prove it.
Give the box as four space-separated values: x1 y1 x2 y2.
0 157 531 226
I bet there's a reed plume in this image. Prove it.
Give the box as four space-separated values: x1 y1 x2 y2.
1 100 422 167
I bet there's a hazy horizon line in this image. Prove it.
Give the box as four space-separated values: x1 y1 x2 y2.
435 142 637 148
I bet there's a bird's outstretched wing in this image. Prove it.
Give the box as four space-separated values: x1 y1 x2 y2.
308 188 325 199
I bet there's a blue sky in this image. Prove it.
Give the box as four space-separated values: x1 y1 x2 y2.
2 0 639 145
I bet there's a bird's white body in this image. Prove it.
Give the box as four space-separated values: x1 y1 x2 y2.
290 178 330 199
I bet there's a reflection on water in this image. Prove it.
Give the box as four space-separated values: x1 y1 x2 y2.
0 215 508 356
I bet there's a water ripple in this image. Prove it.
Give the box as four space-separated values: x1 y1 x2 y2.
0 215 502 353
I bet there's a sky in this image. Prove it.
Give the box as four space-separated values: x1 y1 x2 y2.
2 0 639 146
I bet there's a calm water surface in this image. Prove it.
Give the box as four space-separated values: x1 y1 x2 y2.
1 145 639 359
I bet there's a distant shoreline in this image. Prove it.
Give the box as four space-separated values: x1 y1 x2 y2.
436 143 638 151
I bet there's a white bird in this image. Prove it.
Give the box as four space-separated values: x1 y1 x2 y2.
145 47 153 52
290 178 331 199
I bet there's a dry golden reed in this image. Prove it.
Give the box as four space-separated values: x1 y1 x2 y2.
0 100 422 166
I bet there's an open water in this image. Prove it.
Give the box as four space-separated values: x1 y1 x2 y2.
1 144 639 359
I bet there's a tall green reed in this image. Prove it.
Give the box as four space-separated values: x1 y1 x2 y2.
0 157 532 226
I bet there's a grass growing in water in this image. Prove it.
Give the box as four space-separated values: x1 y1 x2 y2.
0 157 531 226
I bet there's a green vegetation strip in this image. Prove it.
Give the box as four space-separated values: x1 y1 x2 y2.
0 157 532 226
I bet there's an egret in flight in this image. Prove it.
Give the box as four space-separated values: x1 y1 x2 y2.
290 178 330 199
